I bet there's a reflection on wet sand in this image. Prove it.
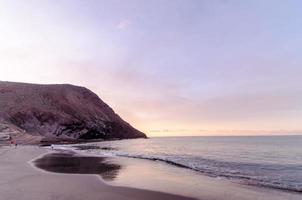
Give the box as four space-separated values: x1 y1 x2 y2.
34 153 121 180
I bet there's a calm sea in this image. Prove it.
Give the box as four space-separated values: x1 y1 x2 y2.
59 136 302 192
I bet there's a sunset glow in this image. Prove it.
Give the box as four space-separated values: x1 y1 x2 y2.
1 0 302 136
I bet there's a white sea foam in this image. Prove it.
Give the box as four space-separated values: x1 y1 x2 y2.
55 136 302 193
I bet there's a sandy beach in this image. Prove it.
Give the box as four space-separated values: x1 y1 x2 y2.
0 146 195 200
106 156 302 200
0 145 301 200
1 1 302 200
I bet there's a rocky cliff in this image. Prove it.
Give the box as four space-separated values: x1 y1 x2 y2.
0 81 146 144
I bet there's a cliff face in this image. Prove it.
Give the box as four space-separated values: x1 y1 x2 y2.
0 81 146 144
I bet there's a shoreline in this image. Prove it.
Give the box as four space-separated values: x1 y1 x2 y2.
55 140 302 195
44 143 302 200
1 145 301 200
101 156 302 200
0 145 196 200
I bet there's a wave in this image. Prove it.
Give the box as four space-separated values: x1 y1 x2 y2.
113 152 302 193
54 144 302 193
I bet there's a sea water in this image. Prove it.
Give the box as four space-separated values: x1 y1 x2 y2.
62 136 302 193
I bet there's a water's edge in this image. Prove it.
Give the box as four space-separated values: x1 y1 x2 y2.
50 136 302 194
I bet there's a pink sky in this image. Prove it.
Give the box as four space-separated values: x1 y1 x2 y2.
0 0 302 136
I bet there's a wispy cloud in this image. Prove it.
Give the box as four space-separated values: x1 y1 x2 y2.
117 19 132 30
1 0 302 136
149 129 302 136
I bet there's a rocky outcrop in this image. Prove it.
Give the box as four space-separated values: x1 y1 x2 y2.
0 81 146 144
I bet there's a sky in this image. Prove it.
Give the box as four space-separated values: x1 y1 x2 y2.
0 0 302 136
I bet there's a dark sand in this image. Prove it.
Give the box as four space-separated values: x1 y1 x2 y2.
33 153 121 180
0 146 196 200
1 145 301 200
106 157 302 200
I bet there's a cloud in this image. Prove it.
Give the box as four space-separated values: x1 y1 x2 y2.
149 129 302 136
117 19 132 30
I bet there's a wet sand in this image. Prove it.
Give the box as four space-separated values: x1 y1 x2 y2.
106 156 302 200
0 146 195 200
38 146 302 200
33 153 121 181
1 146 301 200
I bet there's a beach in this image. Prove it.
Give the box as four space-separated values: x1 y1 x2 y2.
1 144 301 200
1 1 302 200
0 146 195 200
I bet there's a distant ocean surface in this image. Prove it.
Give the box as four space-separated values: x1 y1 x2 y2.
58 136 302 192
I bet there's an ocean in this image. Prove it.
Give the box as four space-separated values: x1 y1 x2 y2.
56 136 302 193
